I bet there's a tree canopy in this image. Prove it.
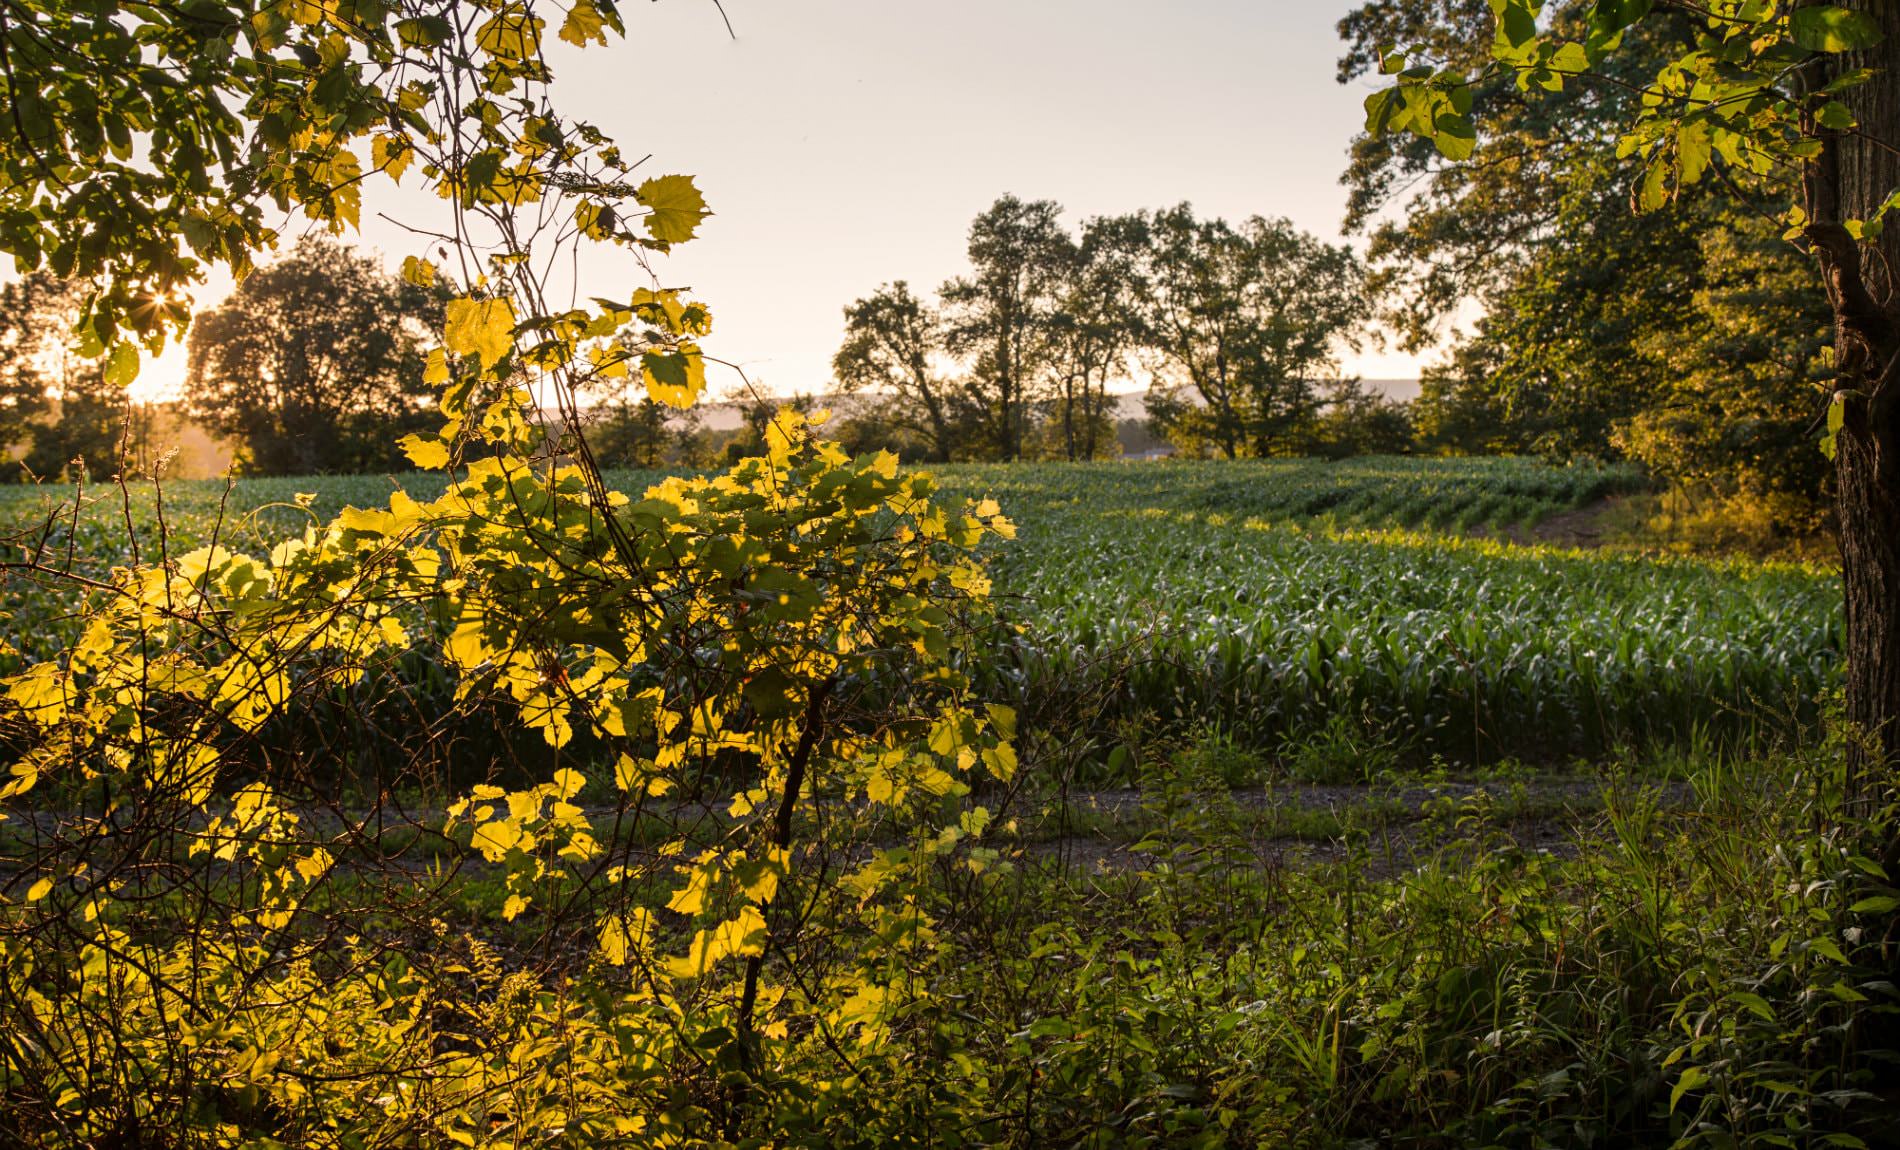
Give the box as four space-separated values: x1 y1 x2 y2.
1340 0 1833 527
1140 206 1366 459
941 195 1070 461
1361 0 1900 844
834 280 962 462
186 237 443 474
835 197 1369 462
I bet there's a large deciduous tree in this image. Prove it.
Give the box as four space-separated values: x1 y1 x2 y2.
833 280 962 462
941 195 1068 461
1140 205 1365 458
1340 0 1830 497
186 238 442 474
1367 0 1900 841
1042 215 1147 461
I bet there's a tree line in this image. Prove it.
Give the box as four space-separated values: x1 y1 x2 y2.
1 239 729 478
0 102 1844 525
830 195 1409 463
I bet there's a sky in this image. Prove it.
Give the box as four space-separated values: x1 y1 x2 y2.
134 0 1428 402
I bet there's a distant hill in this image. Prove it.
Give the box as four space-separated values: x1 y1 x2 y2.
694 379 1426 434
1104 380 1423 419
1362 378 1423 403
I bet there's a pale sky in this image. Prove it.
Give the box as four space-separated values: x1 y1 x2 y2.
134 0 1426 402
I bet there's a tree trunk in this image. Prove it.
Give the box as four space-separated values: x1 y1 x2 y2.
1082 372 1100 460
1810 0 1900 852
1062 375 1077 461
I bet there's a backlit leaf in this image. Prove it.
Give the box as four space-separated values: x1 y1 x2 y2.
636 174 710 244
1791 6 1883 53
444 297 517 369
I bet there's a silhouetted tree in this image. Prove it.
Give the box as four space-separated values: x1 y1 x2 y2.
1307 378 1415 458
1139 206 1365 457
941 196 1069 461
2 274 139 480
833 281 963 462
186 238 443 475
589 397 703 469
0 278 56 469
1042 215 1147 460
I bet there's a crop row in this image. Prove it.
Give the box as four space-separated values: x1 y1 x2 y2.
938 456 1649 532
957 495 1839 766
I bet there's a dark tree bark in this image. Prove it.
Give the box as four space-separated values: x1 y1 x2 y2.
1807 0 1900 850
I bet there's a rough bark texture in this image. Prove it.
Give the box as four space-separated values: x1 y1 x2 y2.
1813 1 1900 842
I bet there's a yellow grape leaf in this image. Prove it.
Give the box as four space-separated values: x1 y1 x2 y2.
982 742 1019 780
664 905 766 980
635 174 709 244
985 704 1017 739
398 433 450 470
613 753 644 792
4 663 68 724
559 0 609 46
337 506 395 536
667 860 716 916
154 742 220 807
865 765 900 806
374 135 413 183
589 344 631 379
444 297 517 369
830 981 895 1041
293 850 331 883
641 344 706 409
764 409 806 468
471 820 522 860
598 908 654 966
475 6 542 58
506 790 541 822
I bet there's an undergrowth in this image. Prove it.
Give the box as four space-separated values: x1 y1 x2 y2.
6 724 1895 1147
903 731 1900 1148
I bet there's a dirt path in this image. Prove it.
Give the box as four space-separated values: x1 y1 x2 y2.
2 774 1685 882
1467 496 1636 550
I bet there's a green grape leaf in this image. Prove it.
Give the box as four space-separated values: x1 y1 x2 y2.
1791 6 1884 53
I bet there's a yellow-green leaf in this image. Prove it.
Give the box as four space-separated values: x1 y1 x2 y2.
1791 6 1883 53
103 341 140 388
476 6 543 58
641 344 707 408
559 0 609 46
398 433 451 470
444 297 517 369
636 174 710 244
